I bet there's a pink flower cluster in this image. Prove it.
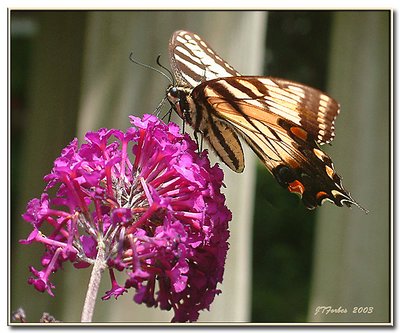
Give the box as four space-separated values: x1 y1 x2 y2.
21 114 231 322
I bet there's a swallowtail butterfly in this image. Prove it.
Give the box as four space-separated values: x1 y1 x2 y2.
166 30 364 211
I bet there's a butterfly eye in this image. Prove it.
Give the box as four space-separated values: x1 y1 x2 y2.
168 86 179 98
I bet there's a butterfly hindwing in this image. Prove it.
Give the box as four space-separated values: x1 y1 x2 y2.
191 76 356 208
265 77 340 145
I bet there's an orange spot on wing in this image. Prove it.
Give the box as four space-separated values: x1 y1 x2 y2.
316 191 328 201
288 180 305 195
290 126 309 141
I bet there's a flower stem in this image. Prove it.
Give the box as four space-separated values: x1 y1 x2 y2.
81 242 106 322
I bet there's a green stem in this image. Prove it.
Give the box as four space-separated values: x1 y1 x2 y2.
80 243 106 322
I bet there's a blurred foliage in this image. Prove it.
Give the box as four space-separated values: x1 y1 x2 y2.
10 34 33 242
263 11 333 89
251 11 333 322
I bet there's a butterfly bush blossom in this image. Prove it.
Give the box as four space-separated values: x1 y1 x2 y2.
21 114 231 322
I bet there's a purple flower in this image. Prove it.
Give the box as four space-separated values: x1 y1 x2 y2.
21 114 232 322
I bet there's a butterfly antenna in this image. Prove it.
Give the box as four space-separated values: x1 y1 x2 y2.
129 52 173 85
156 55 175 85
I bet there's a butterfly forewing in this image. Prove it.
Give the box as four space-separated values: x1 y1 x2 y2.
168 30 245 172
167 30 363 211
169 30 240 87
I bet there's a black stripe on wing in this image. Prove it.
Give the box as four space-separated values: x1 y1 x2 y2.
189 94 245 172
205 114 245 172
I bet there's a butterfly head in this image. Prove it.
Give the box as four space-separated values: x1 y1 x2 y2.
166 85 194 124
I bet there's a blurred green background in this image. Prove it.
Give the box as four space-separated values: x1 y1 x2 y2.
10 10 391 324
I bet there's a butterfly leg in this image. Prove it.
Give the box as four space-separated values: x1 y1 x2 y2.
154 96 168 117
161 107 173 123
200 134 204 152
194 130 200 151
182 117 186 134
193 130 204 153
